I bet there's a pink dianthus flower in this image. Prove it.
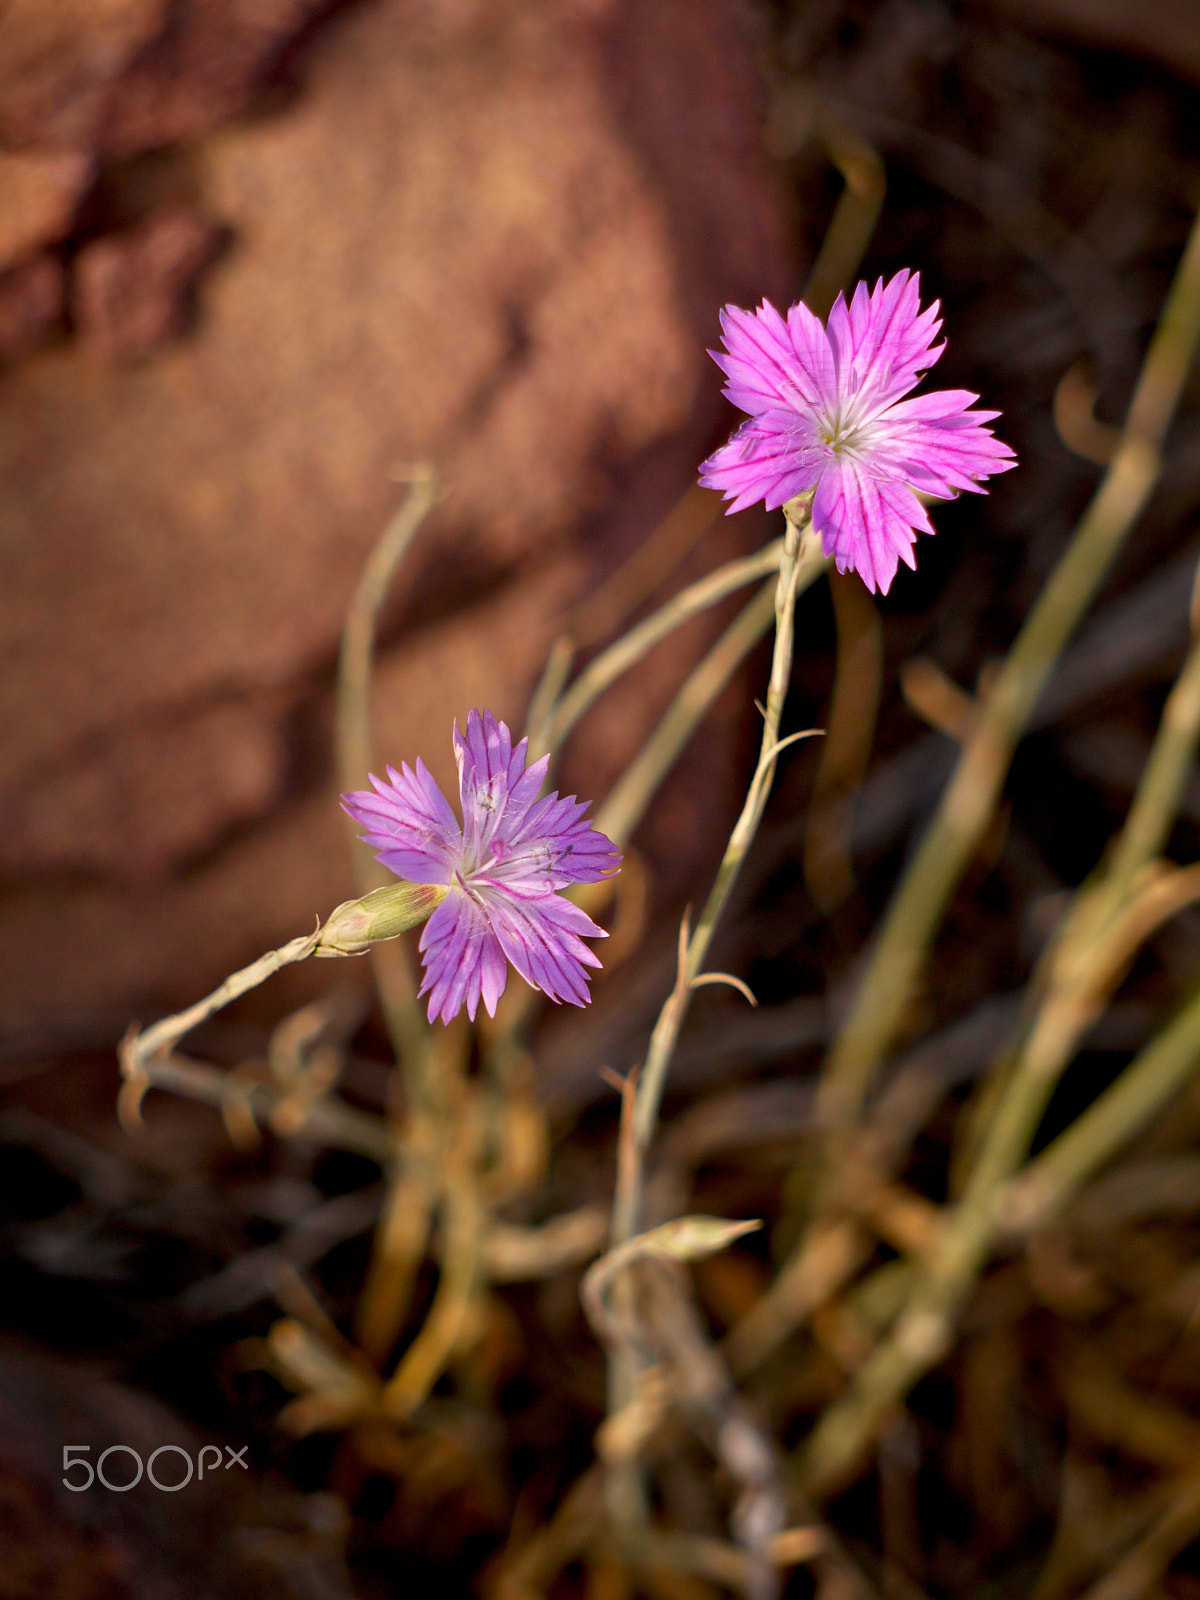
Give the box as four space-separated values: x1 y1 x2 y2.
699 271 1016 593
342 710 620 1024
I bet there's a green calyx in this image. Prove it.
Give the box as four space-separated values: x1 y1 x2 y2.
315 880 449 957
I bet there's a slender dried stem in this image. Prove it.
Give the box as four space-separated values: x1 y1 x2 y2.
801 556 1200 1498
568 484 724 649
120 932 321 1075
1002 976 1200 1233
524 636 576 745
381 1093 482 1419
1104 565 1200 888
337 467 437 1067
118 1041 395 1163
531 538 786 762
595 581 775 849
493 1468 605 1600
1076 1454 1200 1600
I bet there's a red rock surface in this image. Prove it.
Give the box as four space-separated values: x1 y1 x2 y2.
0 0 789 1040
0 0 165 149
0 254 64 357
72 205 225 359
0 147 91 267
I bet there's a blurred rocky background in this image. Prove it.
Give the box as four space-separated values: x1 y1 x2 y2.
0 0 788 1049
4 3 1200 1598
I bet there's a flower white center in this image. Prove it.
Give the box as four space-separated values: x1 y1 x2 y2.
817 396 877 458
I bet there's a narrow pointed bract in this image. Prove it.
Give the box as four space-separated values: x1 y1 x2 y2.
342 709 621 1023
699 271 1016 593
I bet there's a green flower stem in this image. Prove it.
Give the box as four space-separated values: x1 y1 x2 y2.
595 139 881 1561
603 504 818 1550
677 518 822 994
613 502 819 1247
117 865 462 1159
816 206 1200 1132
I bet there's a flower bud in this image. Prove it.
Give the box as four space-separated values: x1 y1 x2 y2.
315 881 448 957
